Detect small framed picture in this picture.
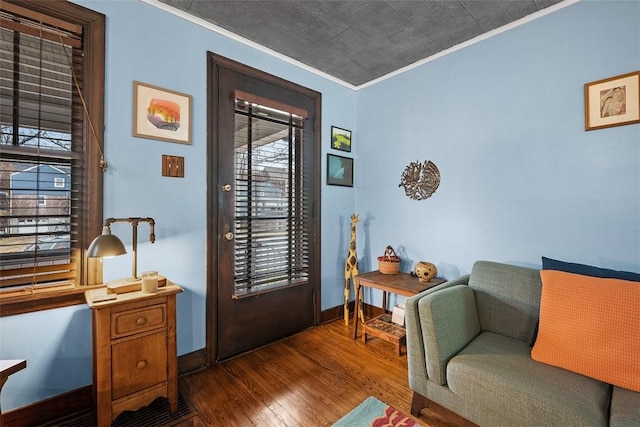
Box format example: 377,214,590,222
327,154,353,187
584,71,640,131
133,81,192,144
331,126,352,152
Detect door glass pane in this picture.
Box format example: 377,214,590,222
233,99,307,296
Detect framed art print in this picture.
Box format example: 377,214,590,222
327,154,353,187
133,81,192,144
331,126,352,152
585,71,640,131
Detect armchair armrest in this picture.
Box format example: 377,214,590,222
406,278,480,389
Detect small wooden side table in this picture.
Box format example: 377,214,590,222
86,285,182,427
352,271,444,355
0,360,26,427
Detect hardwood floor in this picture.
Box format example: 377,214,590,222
176,319,463,427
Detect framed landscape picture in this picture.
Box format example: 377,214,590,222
331,126,352,152
327,154,353,187
584,71,640,131
133,81,192,144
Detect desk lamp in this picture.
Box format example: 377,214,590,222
87,217,156,288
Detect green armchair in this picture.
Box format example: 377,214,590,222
405,260,640,427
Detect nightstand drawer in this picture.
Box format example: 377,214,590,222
112,331,168,400
111,303,166,338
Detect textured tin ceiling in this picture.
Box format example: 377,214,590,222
156,0,565,86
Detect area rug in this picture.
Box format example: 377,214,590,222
333,396,422,427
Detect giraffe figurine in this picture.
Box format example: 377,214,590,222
344,213,360,325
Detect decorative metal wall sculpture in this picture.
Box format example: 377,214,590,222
399,160,440,200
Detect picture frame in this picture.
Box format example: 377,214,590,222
327,154,353,187
133,81,192,144
584,71,640,131
331,126,352,152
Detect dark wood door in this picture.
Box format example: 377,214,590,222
208,54,321,361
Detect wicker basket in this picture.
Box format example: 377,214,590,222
377,246,401,275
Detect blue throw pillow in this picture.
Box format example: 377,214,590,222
541,256,640,282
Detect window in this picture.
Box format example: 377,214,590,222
233,99,309,296
0,0,105,316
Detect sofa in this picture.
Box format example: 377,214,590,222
405,260,640,426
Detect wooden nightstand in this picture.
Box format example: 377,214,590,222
85,285,182,426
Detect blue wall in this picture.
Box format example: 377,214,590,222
356,0,640,294
0,0,355,411
1,0,639,412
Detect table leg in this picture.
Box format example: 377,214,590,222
382,291,387,313
352,282,361,339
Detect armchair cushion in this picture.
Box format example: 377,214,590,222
448,332,611,427
610,386,640,427
468,261,541,344
417,285,480,385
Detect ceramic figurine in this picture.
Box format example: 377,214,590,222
414,261,437,282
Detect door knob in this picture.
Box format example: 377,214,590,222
222,184,231,192
225,232,234,241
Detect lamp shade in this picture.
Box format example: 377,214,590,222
87,227,127,258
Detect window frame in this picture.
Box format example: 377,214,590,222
0,0,105,317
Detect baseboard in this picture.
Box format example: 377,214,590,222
3,305,375,425
321,301,385,324
2,385,93,427
3,349,208,426
178,348,208,374
320,300,354,323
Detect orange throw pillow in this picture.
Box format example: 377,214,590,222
531,270,640,392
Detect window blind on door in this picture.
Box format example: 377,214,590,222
233,99,310,296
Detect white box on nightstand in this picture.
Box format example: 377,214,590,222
391,303,405,326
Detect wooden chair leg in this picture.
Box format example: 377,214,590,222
410,392,431,417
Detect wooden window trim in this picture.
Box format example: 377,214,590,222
0,284,106,317
0,0,105,317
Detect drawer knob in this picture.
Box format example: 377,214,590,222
136,316,147,326
136,360,147,370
